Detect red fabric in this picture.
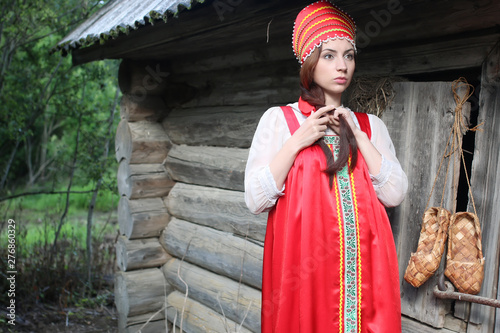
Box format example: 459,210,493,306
293,1,356,64
261,106,401,333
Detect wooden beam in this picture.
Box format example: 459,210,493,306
115,120,172,164
166,290,254,333
164,145,248,191
116,236,172,271
162,105,266,148
160,218,263,289
357,31,500,76
117,161,174,199
118,197,170,239
164,182,267,242
163,258,261,333
115,268,170,323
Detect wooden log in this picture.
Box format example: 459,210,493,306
115,119,172,164
163,258,261,333
160,218,263,289
166,290,253,333
117,160,175,199
164,145,248,191
120,310,167,333
116,236,172,271
118,60,169,96
162,105,265,148
115,268,171,321
118,197,170,239
125,319,169,333
165,182,267,242
120,94,168,122
169,62,300,108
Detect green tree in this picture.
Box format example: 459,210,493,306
0,0,118,192
0,0,120,300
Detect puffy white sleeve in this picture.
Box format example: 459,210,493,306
244,106,290,214
367,114,408,207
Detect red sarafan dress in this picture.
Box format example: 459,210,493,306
260,106,401,333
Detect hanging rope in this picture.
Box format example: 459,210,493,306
424,77,479,213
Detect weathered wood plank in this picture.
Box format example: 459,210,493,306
164,145,248,191
118,197,170,239
169,63,300,108
115,119,172,164
168,41,293,75
160,218,263,289
116,236,172,271
120,93,168,122
402,316,455,333
122,311,167,333
166,290,253,333
117,161,175,199
115,268,171,322
165,182,267,242
382,82,468,328
163,258,261,333
466,55,500,333
125,319,168,333
356,33,500,76
162,105,266,148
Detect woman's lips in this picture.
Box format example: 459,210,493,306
334,77,347,84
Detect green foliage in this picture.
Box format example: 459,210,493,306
0,0,120,193
0,0,120,316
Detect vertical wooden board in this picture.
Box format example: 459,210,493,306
382,82,464,328
466,83,500,333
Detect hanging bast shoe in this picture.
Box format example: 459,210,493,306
444,212,485,295
404,207,451,288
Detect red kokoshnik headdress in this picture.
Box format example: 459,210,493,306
293,0,356,65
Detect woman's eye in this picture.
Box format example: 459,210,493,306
345,53,354,60
324,54,334,59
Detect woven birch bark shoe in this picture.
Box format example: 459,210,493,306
404,207,451,288
444,212,485,294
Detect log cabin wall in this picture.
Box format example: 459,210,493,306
113,41,302,332
114,60,175,332
161,42,299,332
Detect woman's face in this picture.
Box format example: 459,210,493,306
312,39,355,104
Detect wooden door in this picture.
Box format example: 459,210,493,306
382,81,470,329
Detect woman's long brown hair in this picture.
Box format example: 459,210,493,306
299,46,358,187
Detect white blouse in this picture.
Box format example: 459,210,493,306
244,102,408,214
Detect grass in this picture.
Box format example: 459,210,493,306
0,185,118,316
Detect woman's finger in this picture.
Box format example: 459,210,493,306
311,105,336,119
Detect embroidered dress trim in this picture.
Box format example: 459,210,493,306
325,135,361,333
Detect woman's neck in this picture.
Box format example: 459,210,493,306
324,93,342,108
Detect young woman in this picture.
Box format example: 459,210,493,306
244,1,408,332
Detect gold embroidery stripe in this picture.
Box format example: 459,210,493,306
299,17,354,50
334,173,344,332
349,162,362,332
294,5,331,48
299,27,353,61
